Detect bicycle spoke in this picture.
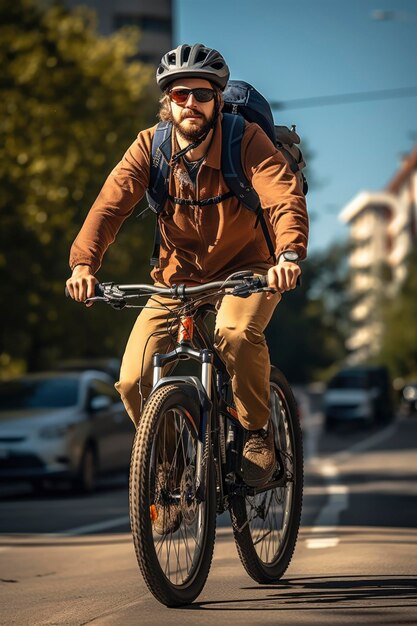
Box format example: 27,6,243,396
155,532,166,556
170,527,180,584
178,523,194,573
147,403,207,587
241,381,297,565
181,523,192,575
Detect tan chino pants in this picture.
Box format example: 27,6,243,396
115,288,281,431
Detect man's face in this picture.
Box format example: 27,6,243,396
168,78,216,143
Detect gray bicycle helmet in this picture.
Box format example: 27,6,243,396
156,43,230,91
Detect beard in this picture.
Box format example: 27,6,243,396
172,108,214,142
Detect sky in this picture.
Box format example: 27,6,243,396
174,0,417,253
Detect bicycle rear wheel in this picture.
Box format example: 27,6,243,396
229,366,303,583
129,383,216,606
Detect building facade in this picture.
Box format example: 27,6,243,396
64,0,173,65
340,145,417,363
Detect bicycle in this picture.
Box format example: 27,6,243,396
71,271,303,607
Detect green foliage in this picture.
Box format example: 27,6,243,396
0,0,347,382
377,250,417,379
266,243,349,383
0,0,158,374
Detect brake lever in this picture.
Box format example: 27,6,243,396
231,276,274,298
89,283,127,309
231,283,252,298
104,286,126,309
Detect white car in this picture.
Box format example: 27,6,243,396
323,366,393,431
0,370,134,491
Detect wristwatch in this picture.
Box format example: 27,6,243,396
280,250,299,263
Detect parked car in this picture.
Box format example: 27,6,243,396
0,370,134,492
324,366,393,431
401,382,417,416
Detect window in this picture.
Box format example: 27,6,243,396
88,379,120,404
0,378,79,410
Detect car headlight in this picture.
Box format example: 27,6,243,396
39,423,78,439
404,386,417,401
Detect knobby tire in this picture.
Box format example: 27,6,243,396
129,383,216,607
229,366,303,583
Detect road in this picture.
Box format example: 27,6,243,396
1,412,417,625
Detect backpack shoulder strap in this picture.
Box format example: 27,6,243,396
145,122,172,266
221,113,276,264
221,113,260,213
146,122,172,215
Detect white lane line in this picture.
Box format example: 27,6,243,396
331,422,397,464
306,462,348,549
305,420,398,550
313,482,349,530
48,515,130,537
306,536,340,549
303,412,323,463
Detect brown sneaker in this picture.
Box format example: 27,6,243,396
242,426,276,487
152,462,182,535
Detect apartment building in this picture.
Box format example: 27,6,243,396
386,145,417,284
64,0,173,65
340,144,417,363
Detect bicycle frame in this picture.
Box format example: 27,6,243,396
71,272,287,503
149,306,286,511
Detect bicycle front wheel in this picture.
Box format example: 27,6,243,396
129,383,216,607
229,366,303,583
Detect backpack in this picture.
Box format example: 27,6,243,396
145,79,308,267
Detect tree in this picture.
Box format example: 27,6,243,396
377,249,417,379
266,243,349,383
0,0,157,375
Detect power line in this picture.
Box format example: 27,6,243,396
270,86,417,110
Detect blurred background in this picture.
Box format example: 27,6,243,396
1,0,417,490
1,0,416,387
1,6,417,621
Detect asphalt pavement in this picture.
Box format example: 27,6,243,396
1,412,417,625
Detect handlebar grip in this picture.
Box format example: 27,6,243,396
258,274,301,289
64,283,105,298
94,283,105,296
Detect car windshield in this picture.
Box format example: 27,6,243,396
0,378,79,410
328,372,370,390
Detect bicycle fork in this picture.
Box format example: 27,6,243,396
151,314,214,501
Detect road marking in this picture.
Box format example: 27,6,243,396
332,422,397,464
306,420,398,550
306,536,340,549
50,515,130,537
306,463,348,549
313,480,348,530
302,411,323,463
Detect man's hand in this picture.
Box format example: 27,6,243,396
66,264,98,307
267,260,301,297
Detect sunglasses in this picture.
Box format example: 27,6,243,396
168,88,215,105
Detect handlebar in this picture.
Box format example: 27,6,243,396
65,271,272,309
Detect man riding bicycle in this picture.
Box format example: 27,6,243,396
66,43,308,488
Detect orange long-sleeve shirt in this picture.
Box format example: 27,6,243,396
69,117,308,285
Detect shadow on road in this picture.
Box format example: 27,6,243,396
187,576,417,611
